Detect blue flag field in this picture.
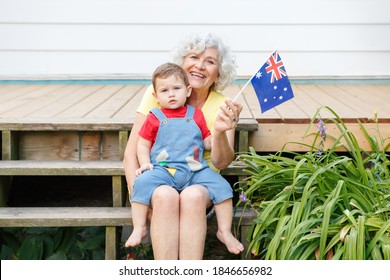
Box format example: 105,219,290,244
250,51,294,113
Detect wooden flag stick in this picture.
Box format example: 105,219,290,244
233,49,278,102
233,72,256,101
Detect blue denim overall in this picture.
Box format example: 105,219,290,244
131,105,232,206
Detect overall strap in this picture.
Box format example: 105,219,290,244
150,107,167,122
185,105,195,118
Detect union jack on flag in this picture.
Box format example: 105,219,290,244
265,51,287,83
250,51,294,113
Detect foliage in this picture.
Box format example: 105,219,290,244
120,241,154,260
1,226,155,260
0,227,106,260
236,106,390,260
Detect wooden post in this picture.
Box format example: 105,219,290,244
112,175,124,207
118,130,129,206
2,131,19,160
1,131,19,206
105,226,119,260
118,131,129,161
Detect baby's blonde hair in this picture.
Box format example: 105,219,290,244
152,62,189,91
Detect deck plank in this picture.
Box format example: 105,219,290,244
0,83,389,150
295,85,367,121
113,85,147,118
0,84,32,95
86,85,144,118
1,85,83,118
55,85,125,118
0,85,44,102
328,85,390,119
36,85,106,118
290,85,335,120
0,85,66,114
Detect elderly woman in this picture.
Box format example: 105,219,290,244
123,33,242,259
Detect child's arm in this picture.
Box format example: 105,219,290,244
203,135,212,150
135,137,154,176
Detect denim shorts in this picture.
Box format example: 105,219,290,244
131,165,232,206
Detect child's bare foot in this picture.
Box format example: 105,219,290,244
216,230,244,254
125,226,148,247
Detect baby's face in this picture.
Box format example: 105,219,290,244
154,75,191,109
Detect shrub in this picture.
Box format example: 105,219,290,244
0,227,105,260
237,106,390,260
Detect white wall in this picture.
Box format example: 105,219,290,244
0,0,389,79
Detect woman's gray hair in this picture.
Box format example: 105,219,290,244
171,33,237,91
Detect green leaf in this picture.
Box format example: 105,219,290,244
56,228,74,254
356,216,365,259
78,233,105,250
367,220,390,256
46,251,67,260
382,244,390,260
17,236,43,260
1,245,15,260
42,234,55,259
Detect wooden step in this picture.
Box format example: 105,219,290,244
0,207,132,227
0,206,255,228
0,206,132,260
0,160,248,176
0,206,257,260
0,160,124,176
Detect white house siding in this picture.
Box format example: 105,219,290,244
0,0,389,79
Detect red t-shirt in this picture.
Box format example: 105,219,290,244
139,106,211,146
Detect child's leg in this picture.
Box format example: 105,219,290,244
128,167,174,247
214,198,244,254
125,202,149,247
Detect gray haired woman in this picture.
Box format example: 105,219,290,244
123,33,243,259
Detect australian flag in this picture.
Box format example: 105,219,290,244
250,51,294,113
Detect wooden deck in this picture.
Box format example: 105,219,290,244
0,82,389,259
0,83,389,156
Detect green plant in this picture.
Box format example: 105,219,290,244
237,106,390,260
0,227,106,260
121,242,154,260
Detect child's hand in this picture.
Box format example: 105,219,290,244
135,162,153,176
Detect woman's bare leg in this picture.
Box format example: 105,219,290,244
150,185,180,260
179,185,211,260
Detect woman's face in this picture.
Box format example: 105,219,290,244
181,47,220,92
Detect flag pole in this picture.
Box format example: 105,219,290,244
232,72,256,101
233,49,278,102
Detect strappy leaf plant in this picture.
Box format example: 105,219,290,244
237,106,390,260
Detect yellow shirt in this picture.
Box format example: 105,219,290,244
137,85,229,172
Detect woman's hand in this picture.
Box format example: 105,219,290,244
214,99,243,134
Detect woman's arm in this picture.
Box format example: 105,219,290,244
210,99,242,170
211,128,235,170
123,112,147,196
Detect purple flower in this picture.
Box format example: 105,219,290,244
315,117,327,155
239,193,247,202
316,119,327,138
